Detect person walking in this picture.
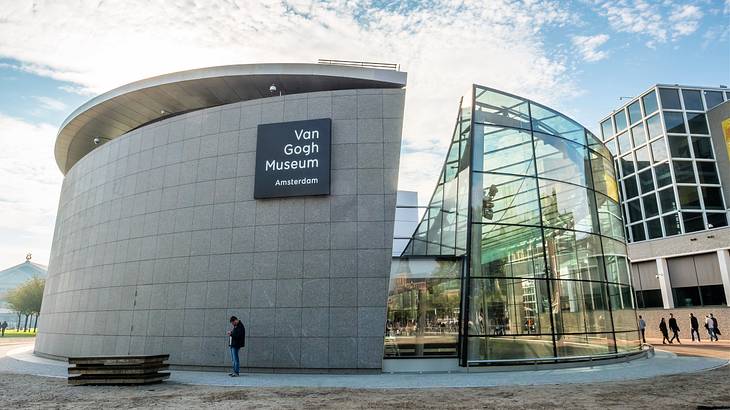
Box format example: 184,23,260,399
659,318,670,344
0,321,6,337
227,316,246,377
689,313,700,342
705,315,717,341
668,313,681,344
711,314,721,341
638,315,646,344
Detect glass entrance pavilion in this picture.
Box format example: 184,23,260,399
388,85,642,366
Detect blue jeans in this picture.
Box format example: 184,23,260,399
230,346,240,374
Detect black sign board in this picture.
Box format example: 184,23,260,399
254,118,331,199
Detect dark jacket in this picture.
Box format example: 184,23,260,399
230,322,246,348
712,317,721,335
668,318,679,332
659,321,668,334
690,316,699,330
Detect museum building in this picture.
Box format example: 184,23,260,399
37,63,642,371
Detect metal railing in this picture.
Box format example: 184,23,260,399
317,59,400,71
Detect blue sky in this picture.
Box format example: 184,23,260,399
0,0,728,268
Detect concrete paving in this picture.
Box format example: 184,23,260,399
1,340,727,389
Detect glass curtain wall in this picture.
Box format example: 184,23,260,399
390,86,641,365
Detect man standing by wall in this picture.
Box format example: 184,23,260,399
227,316,246,377
668,313,681,344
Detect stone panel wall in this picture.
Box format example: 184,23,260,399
36,88,405,370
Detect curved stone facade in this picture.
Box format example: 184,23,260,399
37,88,405,370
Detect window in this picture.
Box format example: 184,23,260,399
646,114,662,139
682,212,705,232
617,132,632,154
474,88,530,129
478,126,535,175
638,169,655,194
658,188,677,212
659,88,682,109
673,286,701,307
614,111,628,133
631,123,646,147
605,138,618,156
673,160,696,183
682,89,704,111
663,111,686,134
636,289,663,308
627,199,642,222
643,193,659,218
635,146,651,170
531,103,585,144
650,137,668,162
707,213,728,228
620,154,635,176
631,224,646,241
478,173,541,225
642,90,659,115
704,90,724,109
628,101,642,124
700,285,727,306
696,162,720,184
539,179,598,233
601,119,613,139
687,113,709,134
668,135,691,158
663,213,681,236
702,187,724,210
533,132,592,188
624,175,639,199
677,186,701,209
654,163,672,187
692,137,714,159
646,218,663,239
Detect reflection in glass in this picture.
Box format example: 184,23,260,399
687,112,709,134
696,162,720,184
544,229,605,282
601,119,613,139
646,114,663,139
617,132,632,154
472,224,545,278
635,146,650,170
614,111,627,133
624,175,639,199
556,333,613,357
627,199,642,222
638,169,654,194
682,89,704,111
474,87,530,129
650,137,668,162
707,213,728,228
678,186,701,209
477,125,534,175
669,135,691,158
533,132,592,188
663,213,681,236
468,335,554,361
552,280,612,334
659,88,682,109
539,179,598,233
642,90,659,115
596,194,624,240
643,193,659,218
477,173,541,225
531,103,586,145
469,278,551,337
673,160,696,183
628,101,642,124
664,111,686,134
704,91,724,109
654,163,672,187
591,153,619,202
620,154,635,176
631,123,646,146
692,137,714,159
609,284,637,331
658,188,677,213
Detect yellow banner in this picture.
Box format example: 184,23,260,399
723,118,730,159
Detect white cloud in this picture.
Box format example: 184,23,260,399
669,4,703,39
0,0,582,215
32,96,67,111
571,34,610,62
0,114,62,268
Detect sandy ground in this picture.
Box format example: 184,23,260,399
1,338,729,409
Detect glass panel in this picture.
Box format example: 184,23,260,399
673,286,701,307
673,160,696,183
552,280,612,334
614,111,627,133
631,224,646,241
659,88,682,109
682,212,705,232
477,125,535,175
620,154,634,176
638,169,655,194
386,258,462,357
531,103,586,145
624,175,639,199
646,218,663,239
557,333,614,357
468,278,551,336
605,138,618,157
635,145,651,170
663,111,686,134
643,193,659,218
707,213,728,228
467,335,555,361
591,153,619,202
472,224,546,278
628,101,642,124
678,186,701,209
650,137,668,162
658,188,678,213
646,114,663,139
668,135,691,158
692,137,714,159
474,87,530,129
630,123,646,146
544,229,606,282
704,90,724,109
609,284,637,331
682,89,704,111
702,187,724,210
663,213,681,236
534,132,592,188
687,112,709,134
642,90,658,115
627,199,642,222
654,163,672,187
596,193,624,240
477,173,541,225
601,119,614,140
615,331,641,352
617,132,632,154
696,162,720,184
701,285,728,305
539,179,599,233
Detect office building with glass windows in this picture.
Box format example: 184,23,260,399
598,86,730,320
387,85,641,369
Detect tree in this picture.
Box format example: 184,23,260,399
3,277,45,332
